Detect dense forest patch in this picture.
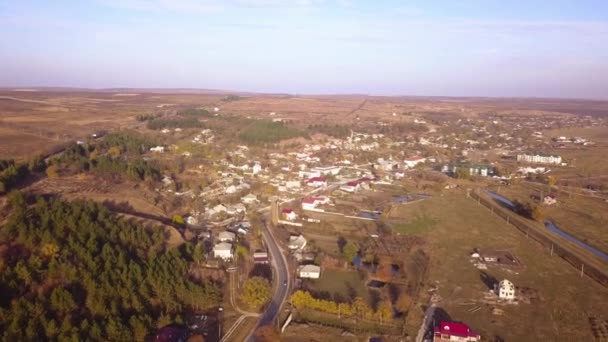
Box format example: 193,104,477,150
0,193,220,340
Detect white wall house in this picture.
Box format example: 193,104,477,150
496,279,515,300
404,156,426,168
282,209,298,221
517,153,562,165
241,193,258,204
298,265,321,279
213,242,233,260
150,146,165,153
306,177,327,187
218,231,236,243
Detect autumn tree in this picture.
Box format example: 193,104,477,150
342,240,358,264
242,276,271,310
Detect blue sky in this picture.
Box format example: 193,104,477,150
1,0,607,98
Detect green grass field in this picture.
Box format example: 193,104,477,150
303,269,370,303
391,213,438,235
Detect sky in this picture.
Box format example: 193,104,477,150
1,0,607,99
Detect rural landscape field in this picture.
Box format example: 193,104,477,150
1,89,607,342
2,0,608,341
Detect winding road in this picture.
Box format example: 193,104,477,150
245,219,291,341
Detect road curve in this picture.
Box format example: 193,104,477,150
246,219,290,341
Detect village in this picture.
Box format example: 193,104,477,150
1,93,607,342
124,103,607,341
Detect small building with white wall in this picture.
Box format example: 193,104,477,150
298,265,321,279
496,279,515,300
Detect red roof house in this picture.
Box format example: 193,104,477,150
433,321,481,342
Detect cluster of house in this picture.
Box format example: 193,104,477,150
553,136,592,145
441,164,496,177
211,221,254,260
285,234,322,279
191,129,214,145
517,152,562,165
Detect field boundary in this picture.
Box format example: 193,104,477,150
470,190,608,288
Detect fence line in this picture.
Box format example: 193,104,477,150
469,190,608,288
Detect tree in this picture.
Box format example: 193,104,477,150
455,167,470,180
172,214,185,226
342,240,358,264
337,236,347,254
532,205,545,222
375,300,393,323
46,165,59,178
192,243,205,266
241,277,271,310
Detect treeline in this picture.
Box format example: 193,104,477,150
380,122,429,135
147,117,203,130
0,156,46,194
0,193,221,340
239,120,308,145
308,124,350,139
145,108,210,130
50,132,161,182
291,290,392,322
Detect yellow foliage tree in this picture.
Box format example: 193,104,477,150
41,243,59,258
46,165,59,178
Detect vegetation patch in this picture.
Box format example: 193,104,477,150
391,213,437,235
238,120,308,145
0,193,220,340
302,269,369,303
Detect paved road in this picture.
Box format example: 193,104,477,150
246,219,290,341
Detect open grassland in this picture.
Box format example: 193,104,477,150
396,191,608,341
490,183,608,255
302,269,370,303
3,90,607,160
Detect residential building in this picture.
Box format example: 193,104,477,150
306,176,327,187
496,279,516,300
442,164,495,177
150,146,165,153
282,208,298,221
252,163,262,174
517,152,562,165
288,235,307,250
218,231,236,243
543,194,557,205
301,196,330,211
241,193,258,204
433,321,481,342
213,242,233,260
404,156,426,168
253,251,269,264
298,265,321,279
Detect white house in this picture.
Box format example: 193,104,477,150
301,196,330,211
543,194,557,206
496,279,515,300
150,146,165,153
252,163,262,175
311,166,342,176
306,177,327,187
288,235,307,250
517,153,562,165
213,242,233,260
218,231,236,243
282,209,298,221
241,193,258,204
298,265,321,279
404,156,426,168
